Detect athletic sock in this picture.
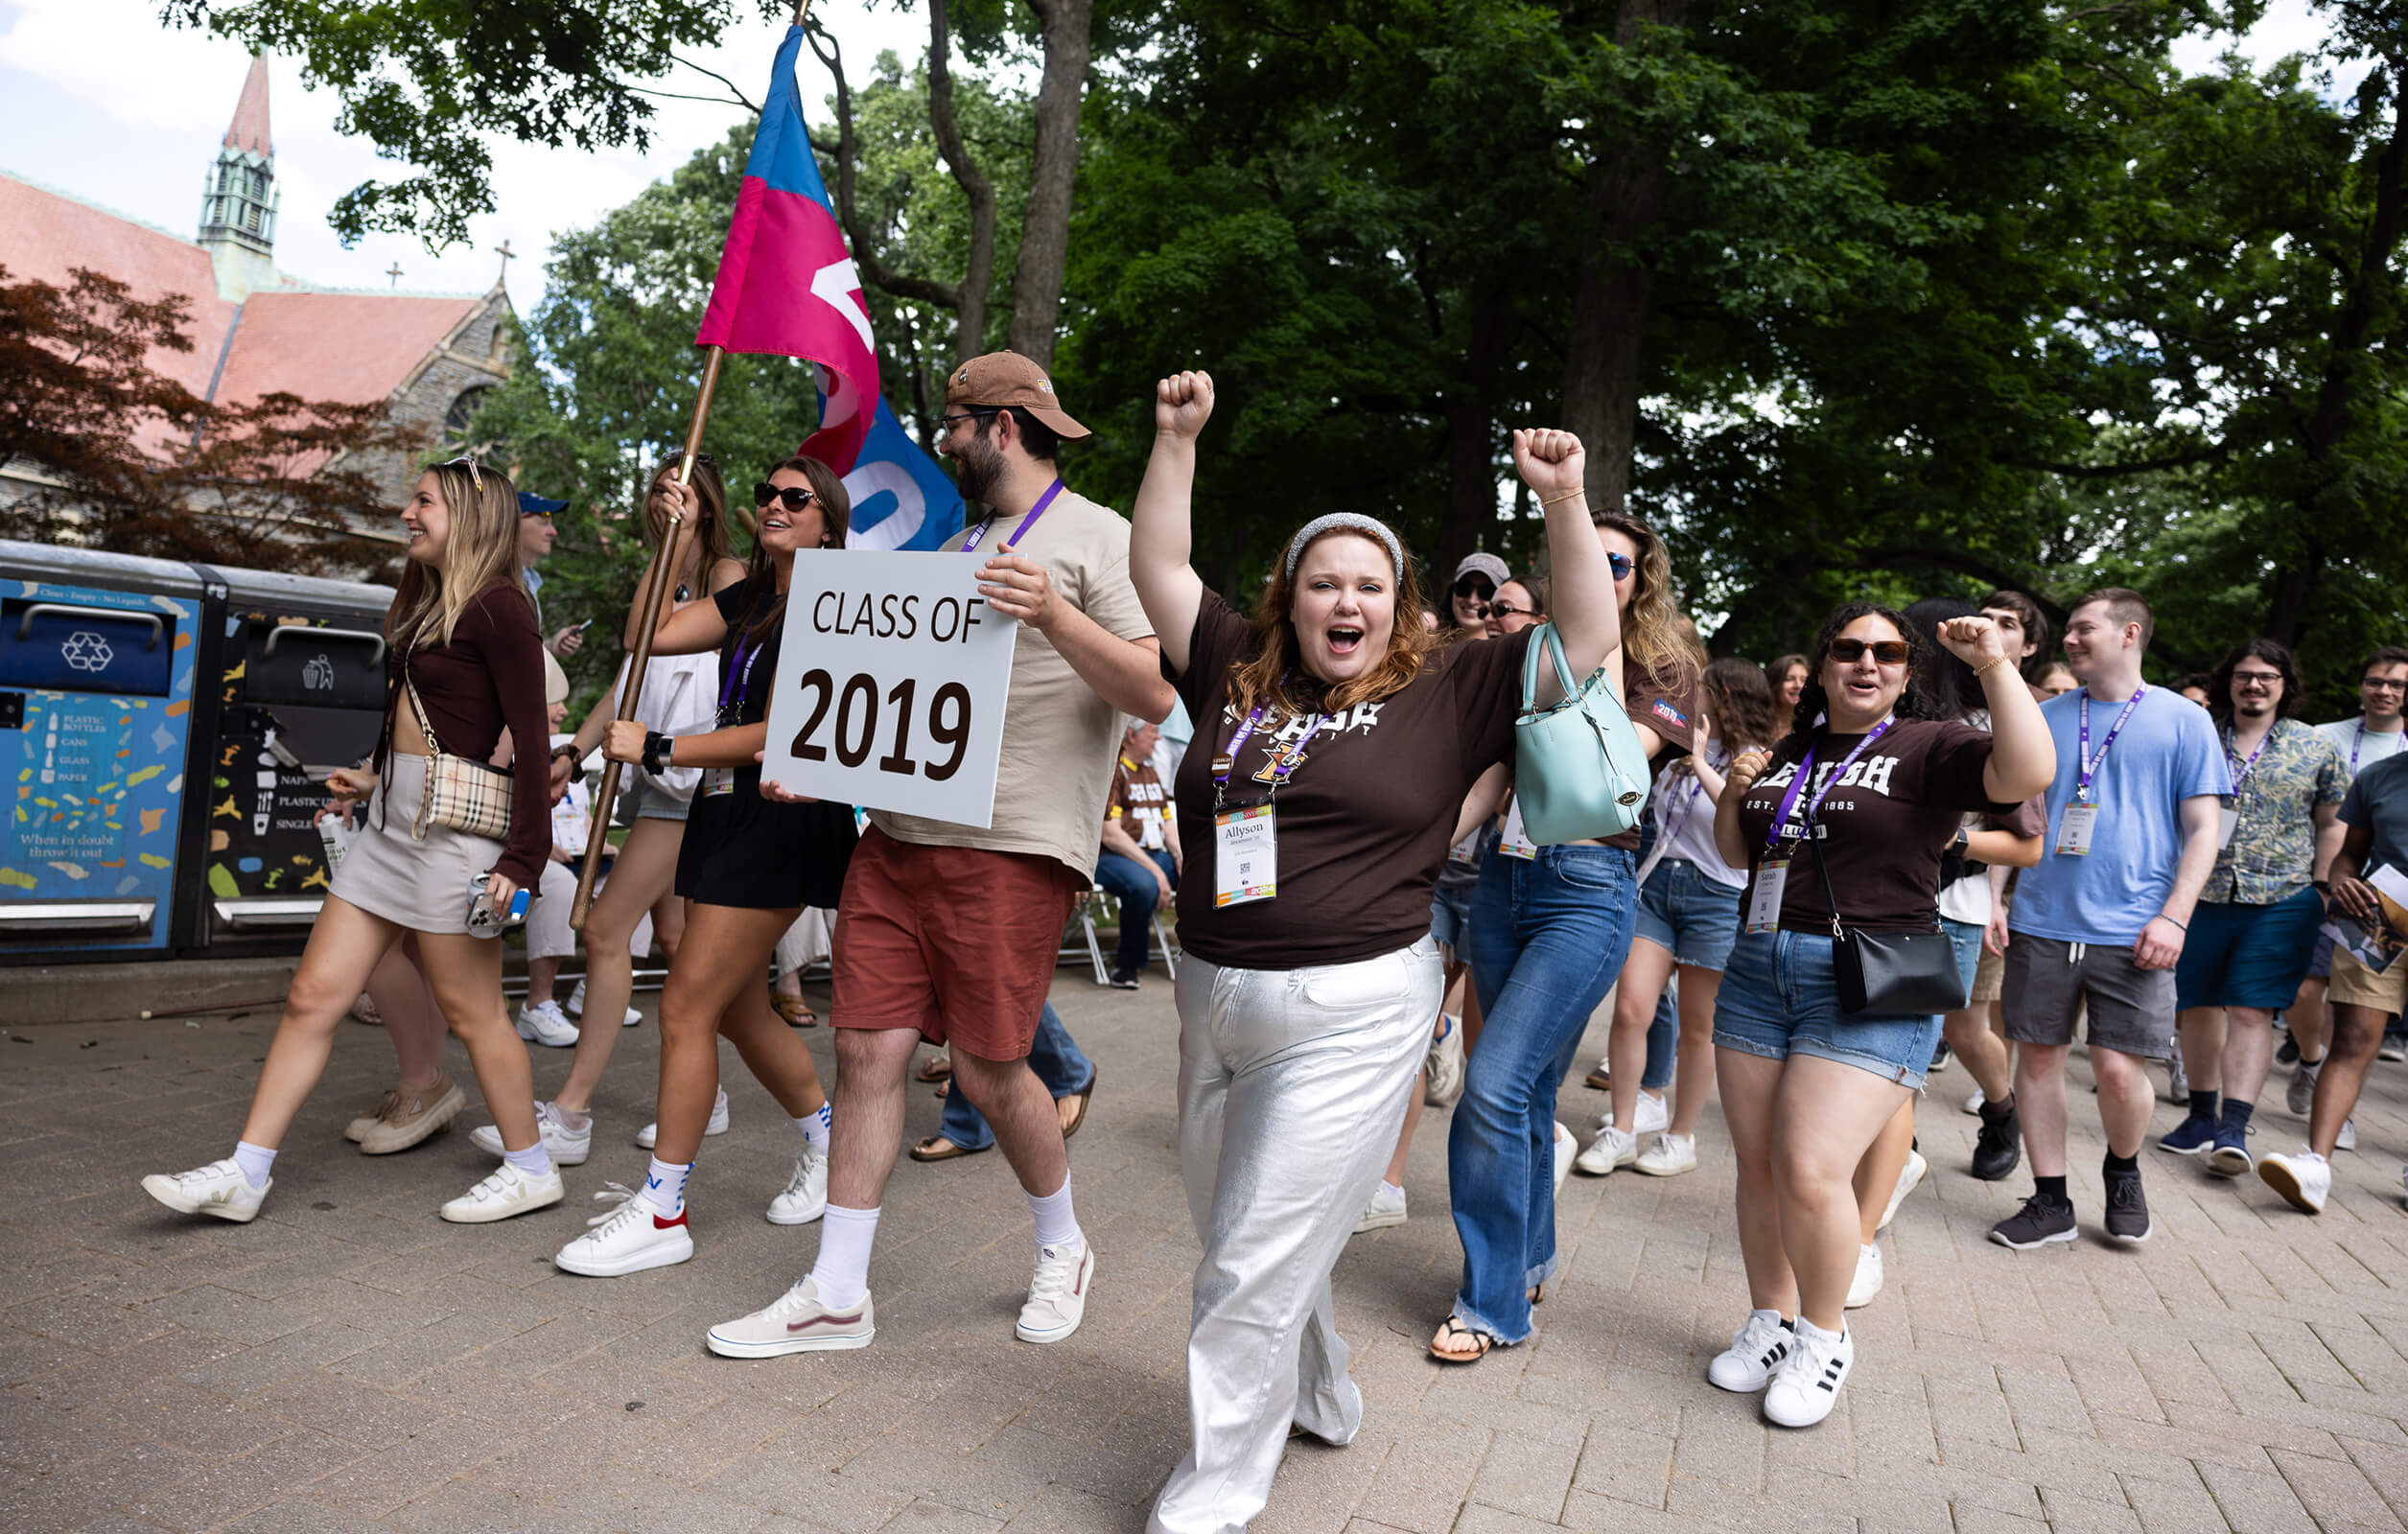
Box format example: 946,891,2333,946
2187,1087,2218,1123
2220,1097,2255,1132
638,1156,691,1219
2035,1174,2071,1209
551,1103,592,1133
1793,1314,1847,1347
809,1203,880,1309
503,1143,554,1179
231,1141,276,1190
1979,1093,2017,1124
796,1103,832,1150
2297,1051,2323,1068
1380,1180,1404,1199
1028,1176,1083,1253
2102,1150,2139,1175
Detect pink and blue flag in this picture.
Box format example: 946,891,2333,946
696,24,962,548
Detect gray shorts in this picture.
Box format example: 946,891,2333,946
614,775,692,825
2001,933,2175,1058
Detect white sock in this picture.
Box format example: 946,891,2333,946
231,1141,276,1190
809,1203,880,1308
1380,1180,1404,1199
1794,1314,1847,1346
639,1156,691,1218
796,1103,831,1150
503,1143,553,1178
551,1102,592,1132
1027,1176,1082,1253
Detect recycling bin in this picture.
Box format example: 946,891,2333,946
183,565,394,951
0,541,206,957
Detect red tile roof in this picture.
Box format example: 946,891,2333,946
214,291,481,409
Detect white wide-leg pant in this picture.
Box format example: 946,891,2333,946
1149,937,1441,1534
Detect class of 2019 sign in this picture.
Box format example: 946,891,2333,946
760,549,1017,827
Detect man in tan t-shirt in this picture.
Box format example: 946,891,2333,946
703,353,1174,1363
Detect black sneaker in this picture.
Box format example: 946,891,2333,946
1107,966,1141,990
1989,1195,2076,1249
2275,1035,2301,1066
1971,1099,2022,1182
1929,1041,1953,1073
2103,1167,2151,1243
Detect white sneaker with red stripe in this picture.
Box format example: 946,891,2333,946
1015,1242,1096,1344
552,1183,694,1276
705,1277,875,1358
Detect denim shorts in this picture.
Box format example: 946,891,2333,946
1942,918,1984,998
2174,887,2326,1011
1713,930,1944,1089
1631,858,1743,972
1430,880,1476,953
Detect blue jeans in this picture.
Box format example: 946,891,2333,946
1452,844,1637,1342
1643,988,1676,1091
1095,849,1177,974
938,1002,1095,1150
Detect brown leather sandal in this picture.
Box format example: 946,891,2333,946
908,1134,985,1162
916,1054,952,1083
772,994,817,1028
1057,1071,1096,1140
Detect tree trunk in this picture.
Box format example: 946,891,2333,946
1432,290,1512,583
1006,0,1093,367
925,0,996,365
1557,0,1692,512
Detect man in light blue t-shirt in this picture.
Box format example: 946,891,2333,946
1992,589,2226,1252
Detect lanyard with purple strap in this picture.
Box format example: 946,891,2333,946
960,476,1065,555
1744,720,1892,933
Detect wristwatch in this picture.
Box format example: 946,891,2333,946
642,730,673,775
1949,826,1971,857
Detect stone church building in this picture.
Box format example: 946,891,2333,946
0,55,514,543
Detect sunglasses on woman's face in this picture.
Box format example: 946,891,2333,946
755,484,816,510
1828,638,1910,665
1607,552,1633,581
1451,575,1495,600
1482,601,1535,620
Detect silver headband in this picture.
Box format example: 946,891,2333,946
1283,513,1406,581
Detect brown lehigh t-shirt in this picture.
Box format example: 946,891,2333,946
1732,718,2004,934
1170,589,1531,969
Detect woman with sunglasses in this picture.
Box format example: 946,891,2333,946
520,457,746,1164
143,459,562,1225
550,456,859,1282
1446,552,1508,639
1704,604,2051,1427
1431,510,1702,1364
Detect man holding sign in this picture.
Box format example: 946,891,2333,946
715,354,1172,1359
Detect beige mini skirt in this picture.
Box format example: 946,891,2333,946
330,752,505,935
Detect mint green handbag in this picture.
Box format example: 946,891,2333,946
1512,622,1651,844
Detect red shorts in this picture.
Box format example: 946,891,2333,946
831,827,1081,1060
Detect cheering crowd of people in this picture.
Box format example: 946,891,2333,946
135,356,2408,1530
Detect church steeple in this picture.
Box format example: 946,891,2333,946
199,55,279,300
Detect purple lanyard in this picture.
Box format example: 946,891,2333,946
1658,744,1730,850
2224,723,2271,796
1763,719,1893,855
716,634,761,722
2076,686,2148,803
960,476,1065,555
1212,698,1325,808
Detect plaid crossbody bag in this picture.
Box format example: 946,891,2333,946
402,662,514,842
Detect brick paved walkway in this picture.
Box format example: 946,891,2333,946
4,974,2405,1533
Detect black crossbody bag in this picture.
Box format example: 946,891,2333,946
1809,818,1971,1016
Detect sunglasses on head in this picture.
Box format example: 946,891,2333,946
755,483,816,510
437,454,482,492
1451,574,1496,599
1828,638,1910,665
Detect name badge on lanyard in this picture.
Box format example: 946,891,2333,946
702,767,736,799
1747,721,1891,935
1499,796,1538,860
2060,686,2147,858
2056,802,2099,856
1744,858,1788,934
2217,724,2263,851
1208,692,1324,905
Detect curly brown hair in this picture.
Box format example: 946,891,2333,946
1227,526,1435,721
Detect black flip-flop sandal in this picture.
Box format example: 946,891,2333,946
1428,1317,1494,1365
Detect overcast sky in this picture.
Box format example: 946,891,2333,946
0,0,2358,322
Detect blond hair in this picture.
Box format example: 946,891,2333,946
389,460,526,651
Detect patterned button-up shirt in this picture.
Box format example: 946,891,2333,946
2205,717,2346,905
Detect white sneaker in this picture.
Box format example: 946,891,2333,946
1707,1309,1792,1392
1553,1120,1576,1194
705,1277,875,1358
515,999,579,1048
1962,1087,1986,1116
564,980,642,1027
2337,1117,2357,1152
1845,1243,1883,1309
1878,1149,1928,1233
553,1183,694,1275
1635,1132,1698,1176
1764,1324,1855,1428
469,1102,593,1167
766,1145,828,1225
1353,1182,1407,1234
140,1159,269,1223
438,1162,565,1223
1635,1091,1670,1135
2257,1149,2330,1214
636,1087,729,1149
1015,1242,1096,1344
1575,1125,1638,1176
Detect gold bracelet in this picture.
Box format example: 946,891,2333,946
1538,489,1588,508
1972,658,2014,679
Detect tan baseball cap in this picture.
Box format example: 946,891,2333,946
945,351,1090,439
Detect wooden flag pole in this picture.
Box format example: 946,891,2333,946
571,343,728,930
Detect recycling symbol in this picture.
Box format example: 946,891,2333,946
61,631,113,672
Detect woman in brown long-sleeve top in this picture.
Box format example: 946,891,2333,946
142,459,563,1225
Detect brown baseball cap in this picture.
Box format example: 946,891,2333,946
944,351,1090,439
